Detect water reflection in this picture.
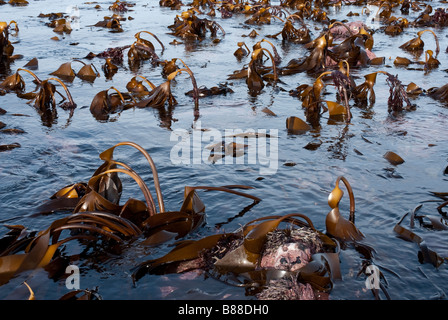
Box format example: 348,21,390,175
327,123,351,160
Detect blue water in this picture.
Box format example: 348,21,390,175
0,0,447,300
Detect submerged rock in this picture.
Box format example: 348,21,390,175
255,228,326,300
260,228,323,272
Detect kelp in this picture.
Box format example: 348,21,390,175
8,0,29,6
185,82,233,98
1,68,76,125
286,116,311,134
168,10,225,41
0,142,21,152
280,33,329,75
0,68,28,92
393,56,412,66
310,8,329,23
394,205,446,267
399,29,440,57
23,57,38,70
88,45,131,65
32,77,76,111
427,83,448,103
128,31,165,67
92,16,123,32
413,7,448,28
233,42,250,60
329,69,353,122
0,21,18,62
423,49,440,70
90,86,128,121
59,288,102,300
384,151,405,165
406,82,423,96
34,183,88,215
141,185,261,246
267,14,311,44
50,60,100,82
109,0,133,12
384,17,409,36
0,211,139,285
160,0,183,9
352,70,412,113
47,18,72,34
246,46,279,96
136,58,199,111
385,73,413,113
289,70,342,125
159,58,179,77
327,34,371,67
244,7,285,25
326,176,364,241
0,141,261,284
102,58,118,79
132,212,341,300
126,75,155,97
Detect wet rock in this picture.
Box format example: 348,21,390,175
260,228,323,271
256,279,317,300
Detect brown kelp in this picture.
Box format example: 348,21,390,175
168,9,225,41
394,204,447,267
399,29,440,57
427,83,448,103
132,213,342,300
128,31,165,67
50,60,100,82
131,175,385,299
267,14,311,44
90,86,129,121
136,58,199,114
1,141,260,285
0,212,141,285
0,20,19,65
0,67,76,126
246,46,279,96
326,176,364,241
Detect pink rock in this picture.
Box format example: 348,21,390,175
330,21,368,40
260,242,313,271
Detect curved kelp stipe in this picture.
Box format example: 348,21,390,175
267,14,311,44
10,142,261,286
326,176,364,241
98,141,165,214
135,59,199,120
0,211,139,285
128,31,165,67
399,29,440,57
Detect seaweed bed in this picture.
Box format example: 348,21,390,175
0,0,448,300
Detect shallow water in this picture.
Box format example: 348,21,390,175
0,0,447,300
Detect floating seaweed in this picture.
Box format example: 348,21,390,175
132,213,341,300
128,31,165,67
50,60,100,82
0,20,19,64
399,29,440,57
168,9,225,41
1,141,261,286
267,14,311,44
326,176,364,241
394,204,446,267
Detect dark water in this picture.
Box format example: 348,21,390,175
0,0,447,300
